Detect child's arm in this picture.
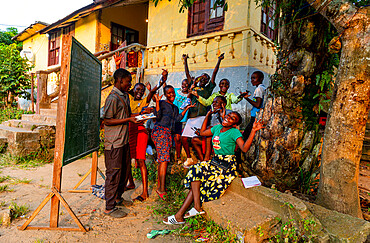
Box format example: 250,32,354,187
183,54,192,84
243,92,263,108
104,116,139,126
196,92,216,107
230,92,243,104
236,119,264,152
210,53,224,85
198,110,213,137
146,70,168,103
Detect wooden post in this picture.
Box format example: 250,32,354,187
50,35,72,228
30,73,34,113
91,151,98,185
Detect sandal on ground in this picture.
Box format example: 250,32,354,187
163,215,185,225
184,207,205,219
156,190,167,200
133,195,146,202
103,207,127,218
116,198,133,207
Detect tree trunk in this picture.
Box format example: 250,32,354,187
309,1,370,218
242,2,331,191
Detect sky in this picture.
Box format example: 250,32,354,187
0,0,93,31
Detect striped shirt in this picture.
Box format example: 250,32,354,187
103,87,131,150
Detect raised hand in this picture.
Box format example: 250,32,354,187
252,119,265,132
153,93,163,102
145,81,151,91
218,53,225,60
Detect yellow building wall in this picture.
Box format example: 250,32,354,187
75,12,98,53
146,0,275,76
99,4,148,52
22,33,49,72
147,0,187,47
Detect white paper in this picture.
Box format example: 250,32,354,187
136,113,156,121
241,176,261,189
181,116,206,138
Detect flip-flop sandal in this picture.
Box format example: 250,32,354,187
147,229,172,239
116,198,133,207
103,207,127,218
184,207,205,219
156,190,167,200
133,195,146,202
163,215,185,225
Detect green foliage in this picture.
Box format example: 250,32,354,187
9,202,29,219
0,28,21,49
0,43,33,105
0,147,53,169
269,218,317,242
0,184,12,192
0,106,33,124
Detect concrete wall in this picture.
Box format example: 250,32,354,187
75,12,98,54
22,33,49,72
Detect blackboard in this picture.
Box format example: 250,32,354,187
63,37,102,166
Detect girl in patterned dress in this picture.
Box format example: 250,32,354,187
163,110,264,225
152,85,195,199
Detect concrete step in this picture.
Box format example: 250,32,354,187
305,202,370,242
1,119,55,130
40,108,57,116
21,114,56,124
203,190,280,242
0,125,40,157
50,102,58,109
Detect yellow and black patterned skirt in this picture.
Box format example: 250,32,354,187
183,154,237,203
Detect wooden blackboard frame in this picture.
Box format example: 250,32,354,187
63,37,102,166
19,35,102,232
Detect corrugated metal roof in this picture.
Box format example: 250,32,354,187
12,21,49,41
39,0,147,34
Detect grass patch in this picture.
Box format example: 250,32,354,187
0,185,12,192
11,177,32,184
0,106,34,124
0,201,6,207
9,202,29,219
0,149,53,169
0,175,11,183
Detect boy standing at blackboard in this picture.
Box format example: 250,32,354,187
103,68,139,218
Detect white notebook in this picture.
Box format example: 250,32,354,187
241,176,261,189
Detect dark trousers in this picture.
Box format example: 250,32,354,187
104,144,130,210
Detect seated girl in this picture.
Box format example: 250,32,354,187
163,111,264,225
191,95,232,162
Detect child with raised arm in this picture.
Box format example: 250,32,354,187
192,78,243,109
163,112,264,225
152,85,196,199
181,53,224,167
126,70,168,202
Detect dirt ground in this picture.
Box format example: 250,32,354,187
0,156,191,243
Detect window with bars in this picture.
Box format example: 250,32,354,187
261,5,278,41
48,31,60,66
62,24,75,36
188,0,224,37
110,22,139,51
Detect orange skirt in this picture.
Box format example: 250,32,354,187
129,123,148,160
